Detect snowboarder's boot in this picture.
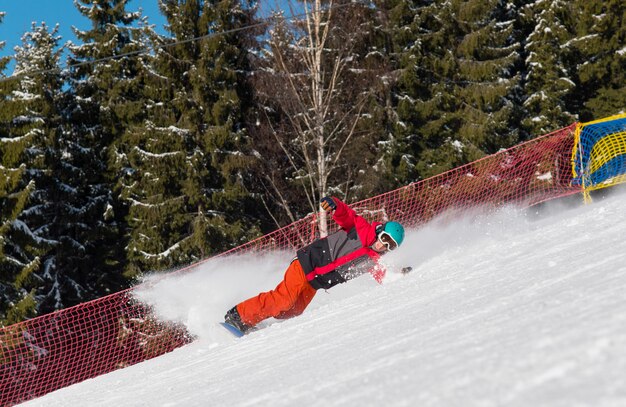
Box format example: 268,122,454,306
224,306,253,334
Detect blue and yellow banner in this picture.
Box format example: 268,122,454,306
572,113,626,201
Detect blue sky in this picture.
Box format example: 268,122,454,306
0,0,167,74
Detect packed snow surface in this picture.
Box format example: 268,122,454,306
21,193,626,407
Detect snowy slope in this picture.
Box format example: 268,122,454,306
20,192,626,407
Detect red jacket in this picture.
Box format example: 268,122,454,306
296,198,384,290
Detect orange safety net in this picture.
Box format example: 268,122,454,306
0,123,578,406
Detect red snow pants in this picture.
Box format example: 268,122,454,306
236,259,317,327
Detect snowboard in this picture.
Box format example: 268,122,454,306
220,322,245,338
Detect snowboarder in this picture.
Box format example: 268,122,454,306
224,196,405,334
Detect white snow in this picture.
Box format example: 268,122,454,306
536,171,552,181
138,240,183,260
133,146,182,158
19,191,626,407
561,34,600,49
450,139,464,153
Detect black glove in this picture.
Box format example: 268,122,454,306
320,196,337,212
401,266,413,274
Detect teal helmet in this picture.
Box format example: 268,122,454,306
382,221,405,247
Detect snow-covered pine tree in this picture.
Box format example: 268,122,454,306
572,0,626,119
380,0,429,185
4,23,66,321
519,0,578,136
391,0,522,181
54,0,145,305
183,0,263,255
0,13,41,325
114,0,262,277
451,0,522,152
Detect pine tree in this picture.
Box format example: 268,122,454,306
381,0,429,185
572,0,626,120
114,0,263,277
0,14,41,325
9,23,84,318
49,0,144,306
519,0,578,136
391,0,522,180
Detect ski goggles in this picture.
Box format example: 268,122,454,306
378,231,398,251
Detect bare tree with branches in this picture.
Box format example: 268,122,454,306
251,0,389,236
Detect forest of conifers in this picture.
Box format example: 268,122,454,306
1,0,624,325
